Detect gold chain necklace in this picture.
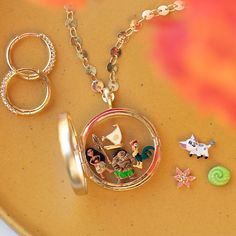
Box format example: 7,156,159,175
64,1,184,108
58,1,185,195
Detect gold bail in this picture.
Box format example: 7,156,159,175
102,87,115,109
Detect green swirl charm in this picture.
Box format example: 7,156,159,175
208,166,231,186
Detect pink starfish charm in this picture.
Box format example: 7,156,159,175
174,167,196,188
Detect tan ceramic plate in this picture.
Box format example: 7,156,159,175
0,0,236,235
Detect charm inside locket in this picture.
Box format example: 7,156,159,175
58,108,161,194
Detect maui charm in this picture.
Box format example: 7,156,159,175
179,135,215,159
174,167,196,188
112,149,136,182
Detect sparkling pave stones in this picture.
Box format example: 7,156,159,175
6,33,56,80
1,69,51,115
3,33,55,115
40,33,56,76
0,71,17,114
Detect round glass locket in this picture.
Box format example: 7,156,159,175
58,108,161,194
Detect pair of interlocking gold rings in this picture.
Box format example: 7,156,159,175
0,32,56,115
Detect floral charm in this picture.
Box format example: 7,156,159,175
174,167,196,188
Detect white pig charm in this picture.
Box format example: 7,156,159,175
179,135,215,159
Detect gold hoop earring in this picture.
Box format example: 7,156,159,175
6,32,56,80
1,69,51,115
1,32,56,115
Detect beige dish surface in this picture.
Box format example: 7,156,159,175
0,0,236,235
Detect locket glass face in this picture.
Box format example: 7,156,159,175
59,108,161,193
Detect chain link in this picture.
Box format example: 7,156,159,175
64,1,185,106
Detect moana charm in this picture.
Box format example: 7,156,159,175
86,148,113,179
58,108,160,194
179,135,215,159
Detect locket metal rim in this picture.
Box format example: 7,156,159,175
58,113,88,195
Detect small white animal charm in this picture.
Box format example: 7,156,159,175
179,135,215,159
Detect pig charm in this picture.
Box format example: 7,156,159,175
179,135,215,159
